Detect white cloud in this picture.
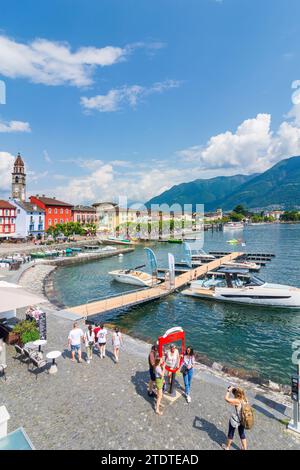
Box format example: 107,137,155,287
0,151,14,193
54,164,115,203
0,120,31,133
0,35,127,87
179,114,273,173
288,80,300,125
35,158,192,204
43,150,52,163
179,109,300,174
80,80,181,112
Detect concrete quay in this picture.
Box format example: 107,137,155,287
1,310,300,450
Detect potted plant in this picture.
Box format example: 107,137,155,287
12,320,40,346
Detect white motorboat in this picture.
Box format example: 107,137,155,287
109,269,160,287
221,260,260,271
190,249,216,262
182,271,300,308
223,222,244,231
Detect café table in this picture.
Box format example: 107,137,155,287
33,339,47,353
46,351,61,374
32,339,47,358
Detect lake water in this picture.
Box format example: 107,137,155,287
51,224,300,384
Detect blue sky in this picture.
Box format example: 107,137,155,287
1,0,300,204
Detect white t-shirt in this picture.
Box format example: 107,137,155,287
97,328,108,344
112,332,122,347
85,330,95,346
165,349,179,369
68,328,84,346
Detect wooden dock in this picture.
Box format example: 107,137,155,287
68,252,243,318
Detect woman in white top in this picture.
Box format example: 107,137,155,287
112,327,123,363
97,323,108,359
165,344,179,382
84,324,95,364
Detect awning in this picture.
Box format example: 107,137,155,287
0,286,46,313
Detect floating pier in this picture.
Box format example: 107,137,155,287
68,252,243,318
209,251,275,262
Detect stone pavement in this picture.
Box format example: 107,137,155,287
1,311,300,450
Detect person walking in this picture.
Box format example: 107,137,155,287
84,324,95,364
93,323,101,353
154,357,166,415
222,386,248,450
97,323,108,359
68,322,84,363
148,344,158,397
112,327,123,363
181,346,195,403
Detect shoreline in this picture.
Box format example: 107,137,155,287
36,261,292,396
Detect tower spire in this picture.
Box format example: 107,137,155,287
12,152,26,201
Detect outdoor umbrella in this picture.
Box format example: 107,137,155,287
0,286,46,313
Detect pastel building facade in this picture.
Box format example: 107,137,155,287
72,205,97,224
10,200,45,238
29,196,73,230
0,201,16,238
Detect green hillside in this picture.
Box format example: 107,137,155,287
146,156,300,211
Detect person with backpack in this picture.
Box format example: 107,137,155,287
112,327,123,363
222,386,253,450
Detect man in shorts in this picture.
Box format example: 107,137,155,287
68,322,84,363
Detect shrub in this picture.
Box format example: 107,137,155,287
13,320,39,345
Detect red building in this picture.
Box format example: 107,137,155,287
29,195,73,231
0,200,16,238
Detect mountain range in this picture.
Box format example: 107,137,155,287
146,156,300,211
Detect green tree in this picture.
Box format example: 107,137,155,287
233,205,248,216
229,211,244,222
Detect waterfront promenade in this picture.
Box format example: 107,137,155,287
1,306,300,449
0,238,101,257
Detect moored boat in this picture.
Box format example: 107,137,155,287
223,222,244,231
109,269,160,287
182,271,300,308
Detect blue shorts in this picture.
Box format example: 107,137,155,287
228,421,246,440
71,344,81,352
149,367,156,382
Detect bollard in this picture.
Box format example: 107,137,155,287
288,363,300,434
168,372,177,397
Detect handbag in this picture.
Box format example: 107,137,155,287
180,364,189,375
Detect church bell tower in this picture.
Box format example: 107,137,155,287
12,152,26,201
